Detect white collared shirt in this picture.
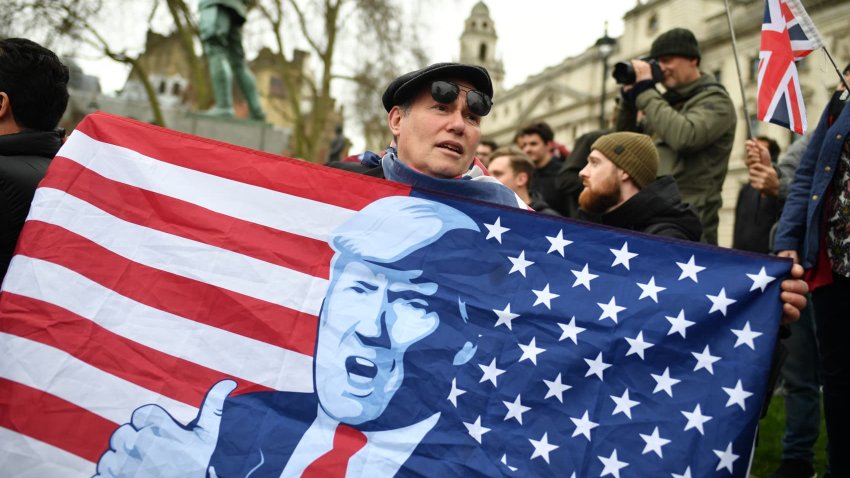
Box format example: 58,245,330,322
280,406,440,478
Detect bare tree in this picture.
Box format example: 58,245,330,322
1,0,167,127
255,0,426,162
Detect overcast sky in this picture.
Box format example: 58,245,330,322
76,0,639,149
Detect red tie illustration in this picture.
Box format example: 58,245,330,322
301,424,368,478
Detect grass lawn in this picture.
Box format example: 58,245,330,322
750,394,829,477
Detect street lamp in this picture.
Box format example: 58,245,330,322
595,22,617,129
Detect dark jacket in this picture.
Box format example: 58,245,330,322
528,191,561,216
581,176,702,241
0,130,61,280
531,156,568,216
774,98,850,267
733,184,782,253
618,73,736,244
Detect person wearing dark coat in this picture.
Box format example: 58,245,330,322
576,131,701,241
0,38,69,280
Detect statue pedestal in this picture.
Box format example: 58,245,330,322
184,113,289,155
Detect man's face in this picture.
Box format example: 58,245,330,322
518,133,551,168
488,155,525,195
314,258,441,424
578,150,623,214
476,143,494,166
389,79,483,178
656,55,700,89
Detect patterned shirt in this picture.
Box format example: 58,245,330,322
825,138,850,277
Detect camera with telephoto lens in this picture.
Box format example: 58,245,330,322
612,59,663,85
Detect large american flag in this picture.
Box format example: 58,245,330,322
757,0,823,134
0,113,789,477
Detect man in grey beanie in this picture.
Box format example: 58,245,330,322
615,28,737,246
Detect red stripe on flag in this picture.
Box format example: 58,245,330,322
74,112,410,211
41,156,334,280
788,76,803,132
0,378,114,463
15,222,318,356
0,293,274,406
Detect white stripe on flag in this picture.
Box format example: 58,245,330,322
59,130,356,242
0,332,198,425
784,0,824,47
0,427,93,478
26,187,329,317
3,257,314,393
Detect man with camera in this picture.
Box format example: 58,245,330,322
615,28,736,245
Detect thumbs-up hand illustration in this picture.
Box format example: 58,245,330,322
94,380,237,478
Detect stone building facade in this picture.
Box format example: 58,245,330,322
473,0,850,246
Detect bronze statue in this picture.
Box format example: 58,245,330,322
198,0,265,120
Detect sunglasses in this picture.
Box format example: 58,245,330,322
430,80,492,117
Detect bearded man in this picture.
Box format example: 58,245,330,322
577,131,702,241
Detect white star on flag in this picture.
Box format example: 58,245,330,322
676,255,705,282
570,410,599,440
610,242,638,269
571,264,598,290
722,379,753,411
500,454,518,472
447,377,465,407
508,250,534,277
598,449,629,478
532,283,559,309
518,337,545,365
529,432,559,463
543,373,572,403
478,358,505,387
625,331,654,359
747,266,776,292
640,426,671,458
713,442,739,473
557,316,586,344
492,304,520,330
585,352,612,380
484,217,509,243
636,276,666,302
672,467,693,478
463,416,490,444
651,367,680,397
610,389,640,419
731,321,763,350
682,404,713,435
706,287,737,316
691,345,721,374
597,296,626,323
665,309,695,338
545,229,572,256
502,394,531,425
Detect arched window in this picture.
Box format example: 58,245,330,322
172,82,182,96
158,80,166,94
479,43,487,61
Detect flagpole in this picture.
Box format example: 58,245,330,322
821,46,850,93
723,0,754,139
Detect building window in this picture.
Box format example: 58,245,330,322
482,21,488,29
479,43,487,61
713,69,722,84
647,14,659,35
269,76,286,97
158,81,166,94
171,82,182,96
750,55,759,83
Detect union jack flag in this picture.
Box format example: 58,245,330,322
758,0,823,134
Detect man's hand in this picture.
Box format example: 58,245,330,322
631,59,654,83
94,380,237,478
777,251,807,324
744,139,779,196
748,162,780,196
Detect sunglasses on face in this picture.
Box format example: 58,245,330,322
430,80,492,117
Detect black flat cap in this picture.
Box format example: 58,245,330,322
382,62,493,112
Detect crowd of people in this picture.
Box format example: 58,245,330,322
0,20,846,477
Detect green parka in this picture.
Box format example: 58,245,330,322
617,72,737,244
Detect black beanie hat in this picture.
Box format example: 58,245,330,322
650,28,701,61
